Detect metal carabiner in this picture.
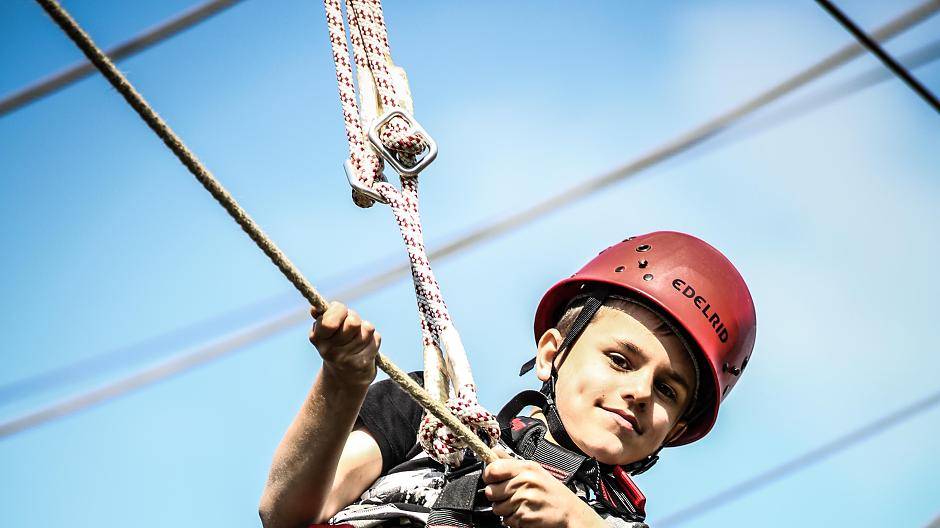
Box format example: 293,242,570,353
367,108,438,178
344,159,388,205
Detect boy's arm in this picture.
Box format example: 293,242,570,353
259,303,383,528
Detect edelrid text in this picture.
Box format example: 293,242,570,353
672,279,729,343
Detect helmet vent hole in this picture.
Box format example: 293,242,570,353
723,385,731,396
642,273,654,281
638,259,648,268
615,266,625,273
636,244,651,252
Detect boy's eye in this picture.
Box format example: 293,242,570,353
657,382,678,402
608,352,632,370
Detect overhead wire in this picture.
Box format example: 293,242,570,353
653,387,940,527
0,0,245,118
0,306,308,438
2,0,939,439
4,35,940,420
0,291,298,406
0,256,385,406
815,0,940,113
5,34,940,410
711,37,940,149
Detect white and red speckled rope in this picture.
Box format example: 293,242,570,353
323,0,499,467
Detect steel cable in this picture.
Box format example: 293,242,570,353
654,388,940,526
5,34,940,411
0,0,245,118
816,0,940,113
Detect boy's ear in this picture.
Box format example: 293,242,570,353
535,328,563,382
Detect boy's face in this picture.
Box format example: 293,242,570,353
535,306,696,466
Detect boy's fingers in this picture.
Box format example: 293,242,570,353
483,481,514,502
334,327,378,357
358,335,381,364
334,312,364,346
492,446,512,459
308,317,330,346
356,324,374,346
490,495,521,518
309,320,323,345
344,311,364,340
317,302,348,339
309,305,327,319
482,460,517,484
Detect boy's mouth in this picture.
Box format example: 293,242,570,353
602,407,643,435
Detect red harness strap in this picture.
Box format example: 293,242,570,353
613,465,647,514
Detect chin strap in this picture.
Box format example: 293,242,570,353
517,287,660,476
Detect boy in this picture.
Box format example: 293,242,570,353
260,231,757,528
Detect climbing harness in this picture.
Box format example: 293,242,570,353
323,0,499,466
318,398,649,528
33,0,497,465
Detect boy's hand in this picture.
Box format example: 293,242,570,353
309,302,380,388
483,449,605,528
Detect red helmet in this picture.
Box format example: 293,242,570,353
534,231,756,446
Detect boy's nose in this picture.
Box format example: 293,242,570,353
620,369,654,409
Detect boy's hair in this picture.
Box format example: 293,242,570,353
552,293,714,425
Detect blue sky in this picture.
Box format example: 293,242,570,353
1,1,939,526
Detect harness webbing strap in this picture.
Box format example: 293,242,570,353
323,0,499,465
426,416,648,527
34,0,497,465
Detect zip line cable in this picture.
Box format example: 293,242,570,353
0,0,245,118
0,258,390,407
4,0,938,439
816,0,940,113
0,259,413,437
5,34,940,412
0,307,309,438
32,0,498,464
653,387,940,527
0,291,299,406
710,37,940,151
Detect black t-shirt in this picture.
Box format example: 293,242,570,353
354,371,428,475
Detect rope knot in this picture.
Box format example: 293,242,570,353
378,115,430,169
418,385,500,467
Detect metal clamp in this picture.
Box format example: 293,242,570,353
344,159,387,204
367,108,438,178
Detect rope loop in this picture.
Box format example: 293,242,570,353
418,385,501,467
324,0,487,466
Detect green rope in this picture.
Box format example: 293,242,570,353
34,0,495,464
